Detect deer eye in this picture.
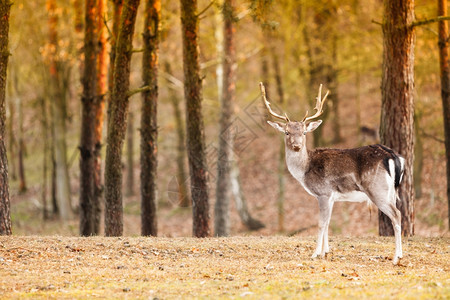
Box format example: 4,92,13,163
285,131,290,136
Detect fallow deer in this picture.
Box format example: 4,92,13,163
261,83,405,265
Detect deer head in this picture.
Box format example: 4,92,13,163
260,82,329,152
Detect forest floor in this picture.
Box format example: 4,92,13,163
0,236,448,299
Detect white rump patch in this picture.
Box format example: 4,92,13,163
399,157,405,183
388,159,395,181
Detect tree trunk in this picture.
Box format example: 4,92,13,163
104,0,140,237
164,62,190,207
79,0,99,236
47,0,72,221
414,111,423,198
93,0,108,230
126,112,134,197
6,77,15,181
180,0,210,237
230,159,265,230
215,0,236,237
40,96,50,219
107,0,123,124
17,88,26,193
438,0,450,230
270,43,286,233
302,3,335,147
330,33,341,144
379,0,415,236
0,0,12,235
355,54,362,145
140,0,160,236
73,0,84,32
51,140,58,215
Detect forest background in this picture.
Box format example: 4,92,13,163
4,0,449,237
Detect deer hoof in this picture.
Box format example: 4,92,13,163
393,257,402,266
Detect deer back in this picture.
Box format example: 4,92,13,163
302,144,404,197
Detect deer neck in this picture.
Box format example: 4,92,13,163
285,144,310,180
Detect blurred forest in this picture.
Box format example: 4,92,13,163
3,0,449,236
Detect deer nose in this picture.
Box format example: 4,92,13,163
292,144,301,151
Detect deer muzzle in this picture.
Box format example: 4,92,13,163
292,144,301,152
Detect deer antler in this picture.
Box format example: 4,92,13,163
302,84,329,122
260,82,290,122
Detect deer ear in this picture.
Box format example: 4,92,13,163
305,120,322,133
267,121,285,133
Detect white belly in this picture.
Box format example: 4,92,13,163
334,191,370,203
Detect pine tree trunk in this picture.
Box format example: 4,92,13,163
270,45,286,233
330,33,341,144
107,0,123,124
140,0,160,236
379,0,415,236
164,63,190,207
10,66,26,192
437,0,450,230
414,112,423,198
51,142,58,214
79,0,99,236
302,3,335,147
93,0,108,231
126,112,134,197
215,0,236,237
47,0,72,221
40,96,49,219
6,79,15,181
17,89,26,193
230,159,265,230
73,0,84,32
180,0,210,237
0,0,12,235
104,0,140,237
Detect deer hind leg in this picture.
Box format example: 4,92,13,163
369,184,403,265
312,195,334,259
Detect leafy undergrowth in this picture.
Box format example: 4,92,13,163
0,236,448,299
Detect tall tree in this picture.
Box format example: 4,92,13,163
214,4,263,231
302,2,337,147
94,0,108,227
39,94,50,219
47,0,72,221
6,77,15,181
0,0,12,235
270,40,286,233
215,0,236,237
438,0,450,230
9,65,26,192
104,0,141,236
126,112,134,196
79,0,99,236
141,0,160,236
379,0,415,236
164,62,191,208
180,0,210,237
17,82,26,193
107,0,123,123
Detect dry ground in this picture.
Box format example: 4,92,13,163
0,236,448,299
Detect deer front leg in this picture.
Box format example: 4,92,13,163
322,200,335,255
312,196,333,259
